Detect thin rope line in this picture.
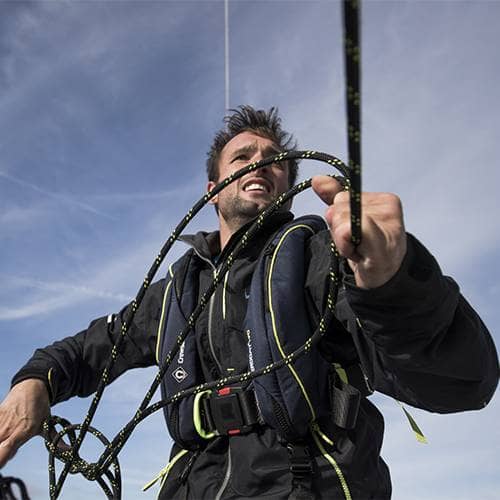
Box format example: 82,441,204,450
224,0,230,111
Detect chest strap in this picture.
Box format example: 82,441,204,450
193,387,263,438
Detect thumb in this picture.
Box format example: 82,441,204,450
311,175,344,205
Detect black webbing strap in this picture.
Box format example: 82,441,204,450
287,443,315,500
329,370,362,430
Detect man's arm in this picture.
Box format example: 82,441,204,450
0,278,165,468
309,176,498,411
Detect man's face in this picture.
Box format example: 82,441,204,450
207,131,291,231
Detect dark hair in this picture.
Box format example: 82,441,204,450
206,105,298,187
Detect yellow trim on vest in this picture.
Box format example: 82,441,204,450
222,271,229,320
267,224,316,420
143,448,189,493
311,424,352,500
155,264,174,365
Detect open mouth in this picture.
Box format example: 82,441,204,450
242,178,272,194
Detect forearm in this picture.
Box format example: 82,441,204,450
11,280,164,404
343,235,498,412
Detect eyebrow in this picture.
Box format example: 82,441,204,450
230,141,282,162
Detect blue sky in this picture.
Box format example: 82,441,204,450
0,0,498,498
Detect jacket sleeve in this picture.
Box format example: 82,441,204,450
306,231,499,413
10,279,166,405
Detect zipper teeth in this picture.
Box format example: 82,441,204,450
273,399,294,437
215,445,231,500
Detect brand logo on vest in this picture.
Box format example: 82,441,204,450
178,341,185,364
246,329,255,371
172,366,188,383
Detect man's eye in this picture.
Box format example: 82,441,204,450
233,154,247,162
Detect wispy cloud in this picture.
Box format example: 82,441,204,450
0,276,131,321
0,170,116,219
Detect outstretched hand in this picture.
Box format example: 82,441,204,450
0,379,50,468
312,175,407,289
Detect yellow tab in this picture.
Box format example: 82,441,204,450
397,401,428,444
143,449,189,491
333,363,348,385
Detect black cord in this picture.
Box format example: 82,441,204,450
0,474,30,500
41,2,363,497
44,153,353,499
343,0,362,246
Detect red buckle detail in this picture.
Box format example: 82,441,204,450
228,429,241,436
218,387,231,396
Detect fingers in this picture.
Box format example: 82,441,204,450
325,201,360,261
317,186,406,288
0,379,50,469
311,175,345,205
0,429,29,468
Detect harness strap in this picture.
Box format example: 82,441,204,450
287,443,315,500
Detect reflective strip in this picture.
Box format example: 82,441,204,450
47,368,54,398
193,390,217,440
214,446,231,500
333,363,349,385
222,271,229,320
268,224,316,419
155,264,174,365
311,422,334,446
397,401,428,444
311,425,352,500
142,448,189,492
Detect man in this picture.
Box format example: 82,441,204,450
0,106,497,499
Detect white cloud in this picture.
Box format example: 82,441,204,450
0,170,116,219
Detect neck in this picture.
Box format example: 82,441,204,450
218,215,248,250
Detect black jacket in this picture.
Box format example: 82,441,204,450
12,212,498,499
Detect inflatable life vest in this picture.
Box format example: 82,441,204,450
157,215,364,449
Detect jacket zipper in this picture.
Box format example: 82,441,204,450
190,247,224,374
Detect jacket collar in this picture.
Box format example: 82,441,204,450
179,210,294,261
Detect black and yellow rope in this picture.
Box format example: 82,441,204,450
43,152,352,498
0,473,29,500
343,0,362,246
41,1,363,497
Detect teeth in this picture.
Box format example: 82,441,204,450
245,183,267,192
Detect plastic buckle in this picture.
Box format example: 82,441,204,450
287,444,313,478
208,387,253,436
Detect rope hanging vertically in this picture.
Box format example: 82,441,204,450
224,0,230,111
343,0,362,246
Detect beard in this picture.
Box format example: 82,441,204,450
217,193,269,233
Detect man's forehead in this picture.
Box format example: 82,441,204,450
222,131,281,155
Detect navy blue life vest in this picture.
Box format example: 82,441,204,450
157,215,342,448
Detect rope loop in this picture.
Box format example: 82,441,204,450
42,2,362,497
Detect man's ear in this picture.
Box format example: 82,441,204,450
207,181,218,205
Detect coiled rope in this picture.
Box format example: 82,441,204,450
41,1,361,498
0,474,29,500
